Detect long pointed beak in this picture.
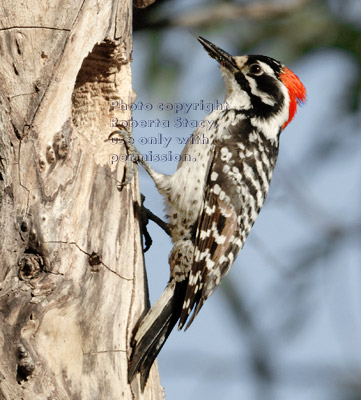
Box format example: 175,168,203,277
198,36,237,72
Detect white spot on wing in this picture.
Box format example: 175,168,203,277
213,184,221,195
206,258,215,270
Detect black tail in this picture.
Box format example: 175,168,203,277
128,280,187,390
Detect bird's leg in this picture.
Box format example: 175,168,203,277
141,195,172,238
139,194,153,252
108,127,163,189
108,128,141,187
139,195,172,252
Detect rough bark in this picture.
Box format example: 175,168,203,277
0,1,163,398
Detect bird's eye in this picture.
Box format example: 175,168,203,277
249,64,263,75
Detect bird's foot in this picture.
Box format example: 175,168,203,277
107,126,143,189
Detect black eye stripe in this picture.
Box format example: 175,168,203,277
233,70,284,119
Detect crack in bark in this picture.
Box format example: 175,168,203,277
17,140,31,217
9,91,39,100
44,269,64,276
0,26,71,32
83,349,126,355
44,240,133,281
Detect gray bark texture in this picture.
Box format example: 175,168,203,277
0,1,164,398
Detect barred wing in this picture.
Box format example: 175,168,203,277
178,119,279,330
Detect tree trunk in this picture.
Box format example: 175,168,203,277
0,1,163,398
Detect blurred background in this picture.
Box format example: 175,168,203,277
127,0,361,398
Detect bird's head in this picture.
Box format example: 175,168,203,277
198,36,306,129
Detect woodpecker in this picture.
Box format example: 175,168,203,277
124,36,306,388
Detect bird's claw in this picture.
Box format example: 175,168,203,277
107,127,142,189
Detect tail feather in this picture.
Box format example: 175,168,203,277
128,280,187,388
